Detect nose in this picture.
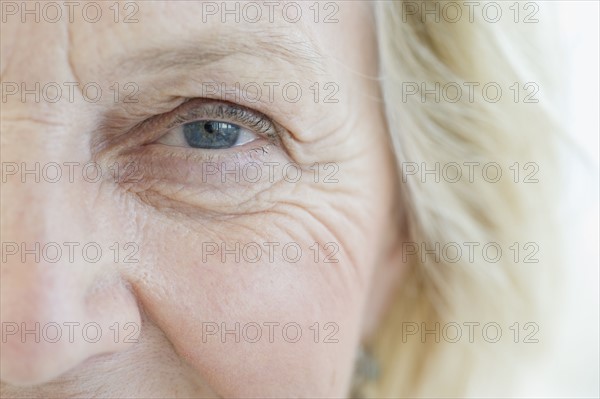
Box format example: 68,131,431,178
0,123,142,385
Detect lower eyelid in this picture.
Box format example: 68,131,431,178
119,141,278,184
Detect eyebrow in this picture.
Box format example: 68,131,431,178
112,30,328,78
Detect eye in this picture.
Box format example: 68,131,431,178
154,101,277,151
159,120,257,149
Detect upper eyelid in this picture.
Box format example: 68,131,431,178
162,99,280,139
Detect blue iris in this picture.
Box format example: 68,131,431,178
183,121,241,149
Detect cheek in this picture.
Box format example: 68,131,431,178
122,198,373,397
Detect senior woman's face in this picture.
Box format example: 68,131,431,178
1,1,401,397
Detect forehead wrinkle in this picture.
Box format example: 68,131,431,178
112,29,328,78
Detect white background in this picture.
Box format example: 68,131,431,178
543,1,599,397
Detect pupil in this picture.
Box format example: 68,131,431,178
204,122,216,134
183,121,241,149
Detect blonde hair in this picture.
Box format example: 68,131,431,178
362,1,564,396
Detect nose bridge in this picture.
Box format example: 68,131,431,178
1,142,100,288
1,98,99,269
1,129,95,246
1,9,96,251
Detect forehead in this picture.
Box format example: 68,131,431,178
1,1,379,145
1,1,374,79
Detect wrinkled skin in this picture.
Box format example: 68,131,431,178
0,1,404,397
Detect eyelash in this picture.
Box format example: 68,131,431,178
160,100,278,144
